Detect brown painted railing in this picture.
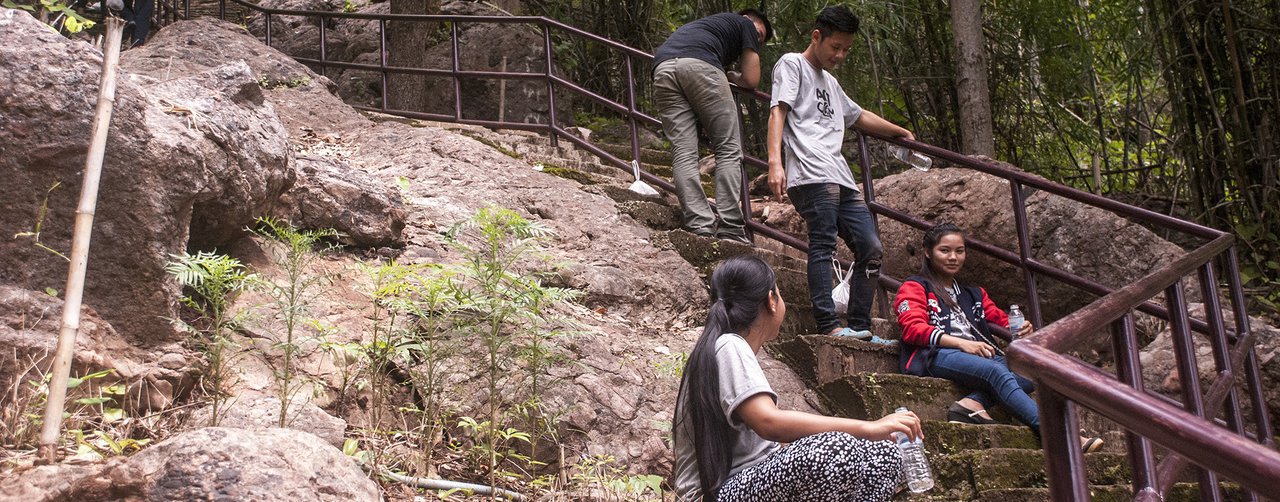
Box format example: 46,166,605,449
166,3,1276,499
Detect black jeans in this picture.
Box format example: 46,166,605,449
787,183,883,333
123,0,153,46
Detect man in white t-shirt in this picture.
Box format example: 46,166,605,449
766,5,916,341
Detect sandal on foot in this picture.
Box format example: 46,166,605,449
947,402,1000,425
830,328,898,346
1082,437,1105,453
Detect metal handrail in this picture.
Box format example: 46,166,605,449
172,3,1273,499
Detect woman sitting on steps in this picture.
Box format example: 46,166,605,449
894,223,1104,453
672,255,922,501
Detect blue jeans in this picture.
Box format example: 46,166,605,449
787,183,882,333
929,349,1039,434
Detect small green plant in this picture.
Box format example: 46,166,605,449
167,251,255,426
13,182,68,261
570,453,664,501
252,218,337,428
0,365,131,457
653,351,688,379
452,415,537,485
3,0,95,33
445,206,581,492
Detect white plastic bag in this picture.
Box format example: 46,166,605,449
831,257,855,312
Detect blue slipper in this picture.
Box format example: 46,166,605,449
831,328,898,346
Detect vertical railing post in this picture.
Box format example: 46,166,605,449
1197,262,1246,434
1110,313,1158,495
624,54,641,167
1224,247,1273,449
855,134,890,318
379,19,388,112
451,20,462,121
542,21,559,149
731,92,753,241
218,0,225,21
319,15,328,79
1162,279,1221,500
1009,180,1043,327
265,12,273,47
1038,385,1090,501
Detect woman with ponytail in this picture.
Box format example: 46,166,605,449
672,255,921,501
895,223,1102,453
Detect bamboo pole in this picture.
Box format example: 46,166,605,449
37,17,126,464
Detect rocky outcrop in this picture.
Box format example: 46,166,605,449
0,9,293,344
272,153,406,247
187,396,348,447
1141,303,1279,435
1,428,378,501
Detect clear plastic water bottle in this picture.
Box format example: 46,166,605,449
892,406,934,492
1008,305,1025,335
890,145,932,171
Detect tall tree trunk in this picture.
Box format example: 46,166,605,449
949,0,995,156
388,0,440,113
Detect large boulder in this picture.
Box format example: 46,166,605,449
0,9,293,344
873,165,1187,324
0,428,379,501
1140,303,1279,438
125,18,406,246
271,152,406,247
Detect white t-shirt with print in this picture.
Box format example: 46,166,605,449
770,52,864,192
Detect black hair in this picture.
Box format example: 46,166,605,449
918,222,965,309
673,255,777,498
814,5,860,38
739,8,774,43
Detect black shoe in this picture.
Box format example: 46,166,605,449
716,232,753,246
947,401,1000,425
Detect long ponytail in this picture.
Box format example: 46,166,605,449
674,255,777,498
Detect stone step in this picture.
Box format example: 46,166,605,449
818,372,968,423
921,421,1039,455
922,448,1130,501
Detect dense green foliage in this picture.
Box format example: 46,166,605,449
531,0,1278,310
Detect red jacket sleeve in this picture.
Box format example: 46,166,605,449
895,281,945,347
979,287,1010,329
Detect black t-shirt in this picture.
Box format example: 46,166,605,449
653,13,761,71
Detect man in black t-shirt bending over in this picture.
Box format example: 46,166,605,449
653,10,773,245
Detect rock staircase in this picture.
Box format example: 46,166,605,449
410,118,1247,502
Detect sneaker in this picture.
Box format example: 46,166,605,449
830,327,897,346
947,401,1000,425
1082,437,1105,453
716,232,753,246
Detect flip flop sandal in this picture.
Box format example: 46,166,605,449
831,328,898,346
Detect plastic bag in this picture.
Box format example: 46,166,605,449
832,258,855,312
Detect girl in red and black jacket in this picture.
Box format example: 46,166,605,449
894,223,1103,452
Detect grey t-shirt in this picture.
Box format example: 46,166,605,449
672,334,780,501
770,52,864,191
